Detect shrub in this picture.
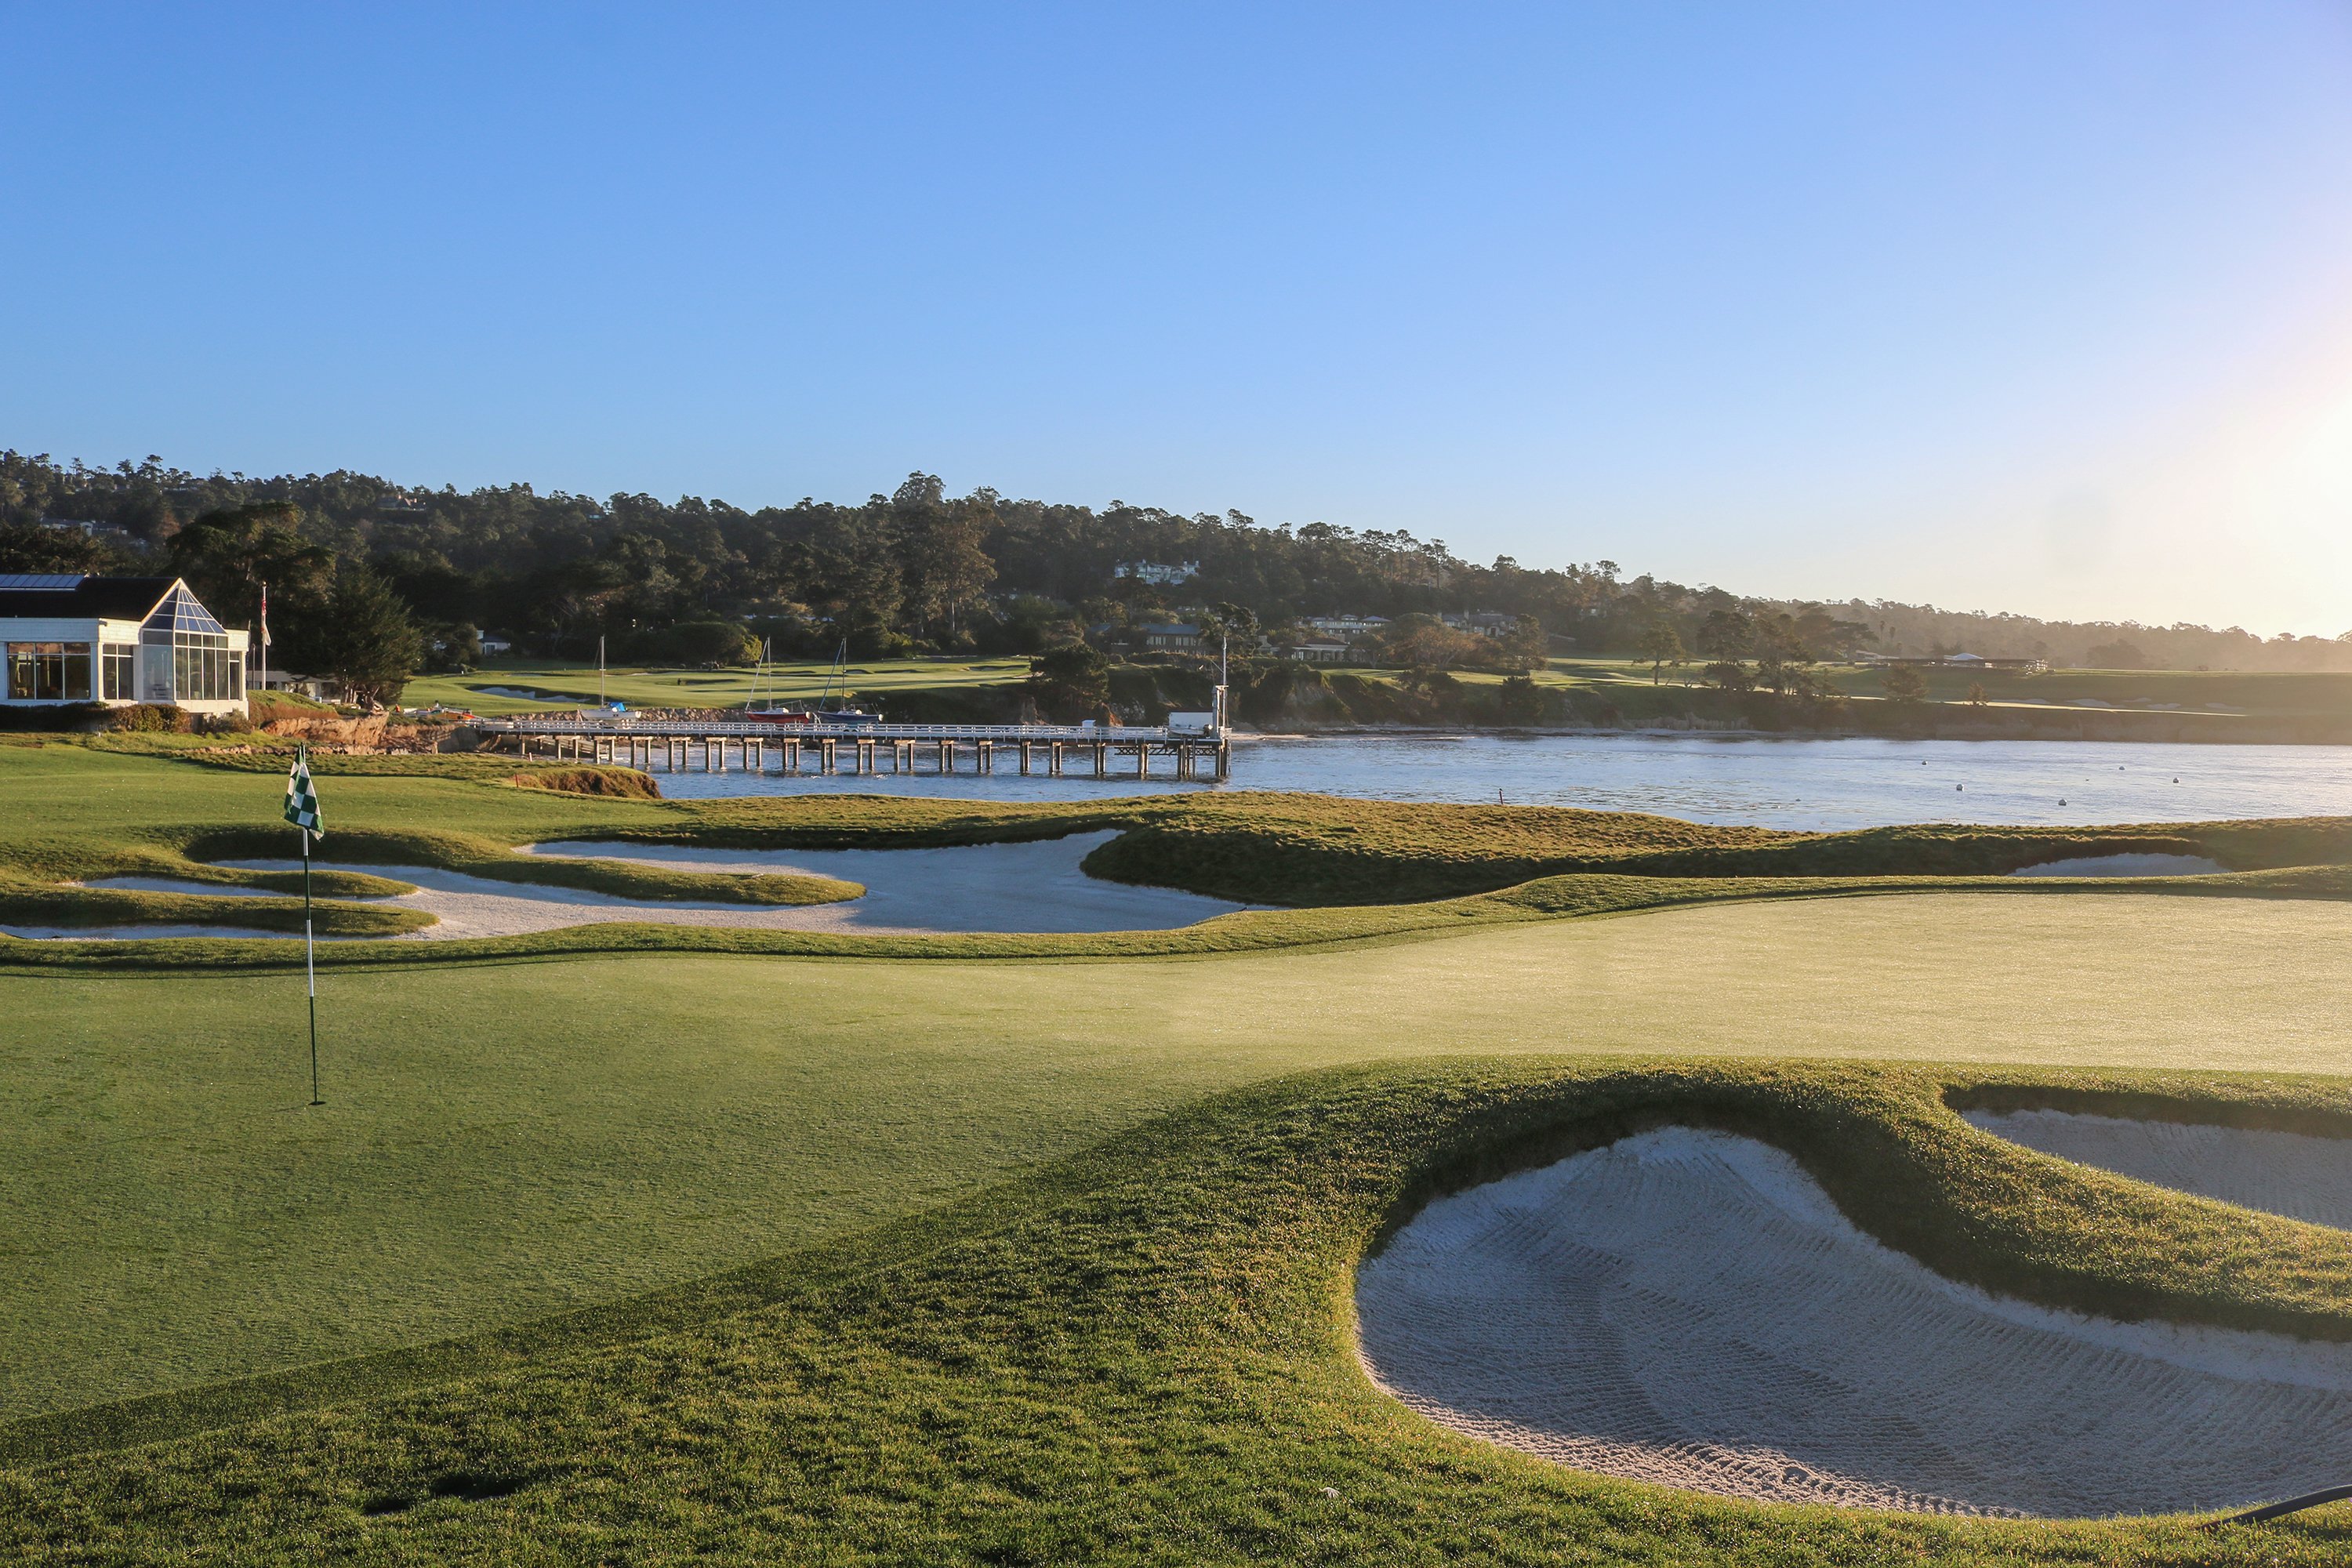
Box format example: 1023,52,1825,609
103,703,183,733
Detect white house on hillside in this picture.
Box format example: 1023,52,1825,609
0,574,250,715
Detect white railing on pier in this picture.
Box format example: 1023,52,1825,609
470,717,1213,744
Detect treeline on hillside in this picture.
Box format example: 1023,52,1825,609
3,450,2347,676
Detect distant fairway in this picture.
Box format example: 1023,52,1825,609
6,890,2348,1420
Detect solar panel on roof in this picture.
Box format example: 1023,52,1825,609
0,573,85,591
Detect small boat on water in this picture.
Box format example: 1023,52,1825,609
746,639,883,727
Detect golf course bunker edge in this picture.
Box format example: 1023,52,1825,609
1963,1108,2352,1230
1355,1126,2352,1518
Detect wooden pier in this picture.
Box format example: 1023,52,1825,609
469,719,1232,782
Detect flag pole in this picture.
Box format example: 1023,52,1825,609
301,744,321,1105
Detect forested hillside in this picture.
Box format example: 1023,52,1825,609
3,450,2346,672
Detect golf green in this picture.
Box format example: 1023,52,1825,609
9,889,2346,1420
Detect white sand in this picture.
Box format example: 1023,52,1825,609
2008,853,2225,878
0,924,304,942
1965,1109,2352,1230
1356,1127,2352,1517
519,831,1256,933
55,831,1251,940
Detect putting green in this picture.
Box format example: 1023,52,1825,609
5,889,2347,1421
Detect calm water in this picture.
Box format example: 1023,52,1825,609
648,731,2352,831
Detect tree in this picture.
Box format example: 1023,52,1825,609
1704,659,1755,693
0,521,120,574
1379,614,1490,670
1748,613,1824,699
1696,608,1752,663
2086,639,2149,670
1196,602,1263,660
1965,681,1989,707
1882,665,1929,702
1497,613,1549,672
1026,642,1110,721
167,503,334,631
1497,673,1545,724
1635,622,1686,684
312,566,425,706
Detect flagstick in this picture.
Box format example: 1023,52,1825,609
302,759,321,1107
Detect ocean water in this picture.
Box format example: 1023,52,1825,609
645,731,2352,832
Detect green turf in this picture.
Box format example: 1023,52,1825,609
398,656,1032,715
13,744,2352,1559
1533,655,2352,718
6,891,2352,1425
7,1059,2352,1563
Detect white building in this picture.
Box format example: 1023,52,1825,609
0,574,251,716
1301,614,1390,638
1113,561,1200,586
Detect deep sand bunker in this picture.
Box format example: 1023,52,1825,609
34,831,1251,939
1965,1109,2352,1230
2008,852,2226,877
1356,1127,2352,1517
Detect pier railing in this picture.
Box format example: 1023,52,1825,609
467,715,1232,781
471,717,1205,743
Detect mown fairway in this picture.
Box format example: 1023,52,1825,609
9,891,2350,1420
399,656,1030,715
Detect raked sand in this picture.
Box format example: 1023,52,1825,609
1356,1127,2352,1517
45,830,1252,939
1965,1109,2352,1230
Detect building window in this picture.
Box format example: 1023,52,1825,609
101,643,135,701
170,630,235,701
5,642,93,702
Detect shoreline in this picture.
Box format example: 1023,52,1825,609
1228,714,2352,746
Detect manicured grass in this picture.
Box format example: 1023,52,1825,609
0,746,857,912
8,743,2352,956
11,739,2352,1559
399,657,1031,715
1541,655,2352,718
5,891,2351,1425
7,1058,2352,1563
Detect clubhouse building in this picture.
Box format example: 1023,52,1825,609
0,573,251,716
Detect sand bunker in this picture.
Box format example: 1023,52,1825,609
1356,1127,2352,1516
53,832,1250,940
2008,853,2224,877
1965,1109,2352,1230
0,923,301,942
520,831,1255,934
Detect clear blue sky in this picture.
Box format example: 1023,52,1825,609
6,2,2350,632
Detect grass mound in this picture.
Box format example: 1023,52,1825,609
5,1059,2350,1562
507,765,662,799
1076,792,2352,905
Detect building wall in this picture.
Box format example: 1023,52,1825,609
2,616,249,713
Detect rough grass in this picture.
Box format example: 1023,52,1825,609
1076,791,2352,904
506,765,662,798
6,1059,2352,1563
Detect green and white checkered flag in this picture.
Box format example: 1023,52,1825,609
283,751,325,839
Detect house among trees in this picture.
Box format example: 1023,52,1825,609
1113,561,1200,586
1280,637,1354,664
0,574,250,714
1138,622,1204,652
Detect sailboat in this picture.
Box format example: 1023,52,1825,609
747,640,882,728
